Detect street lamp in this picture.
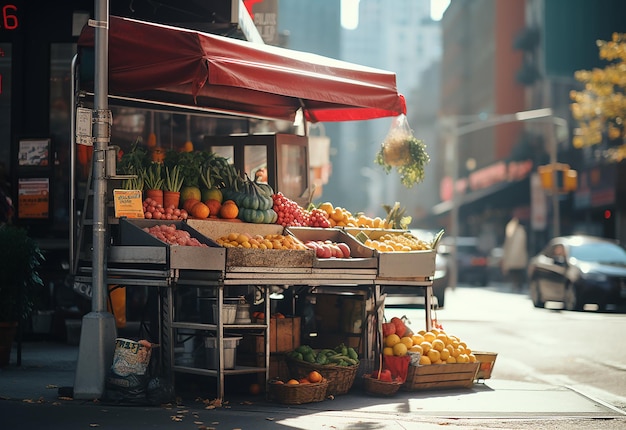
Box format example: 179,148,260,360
440,108,567,289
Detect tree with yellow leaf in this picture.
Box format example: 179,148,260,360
570,32,626,161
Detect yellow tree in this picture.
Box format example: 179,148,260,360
570,32,626,161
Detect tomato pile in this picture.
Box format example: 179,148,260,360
143,198,189,220
142,224,207,246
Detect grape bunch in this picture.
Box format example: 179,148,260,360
272,192,307,227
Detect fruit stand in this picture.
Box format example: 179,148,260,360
72,16,438,400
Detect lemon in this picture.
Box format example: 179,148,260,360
400,336,413,349
446,356,457,364
439,349,450,360
431,339,445,352
393,342,408,357
411,334,425,346
385,334,401,348
423,331,436,343
427,349,441,363
383,347,394,356
419,355,432,365
409,344,423,354
468,353,477,363
420,341,432,353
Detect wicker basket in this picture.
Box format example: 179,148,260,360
286,357,358,396
362,375,402,396
268,379,329,405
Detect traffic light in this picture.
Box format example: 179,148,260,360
537,164,577,193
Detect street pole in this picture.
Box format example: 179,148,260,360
441,108,562,288
73,0,117,399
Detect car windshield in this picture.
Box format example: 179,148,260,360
569,242,626,264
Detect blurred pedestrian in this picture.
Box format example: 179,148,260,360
501,217,528,292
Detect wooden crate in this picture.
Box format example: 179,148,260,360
473,351,497,380
246,317,301,353
402,362,479,391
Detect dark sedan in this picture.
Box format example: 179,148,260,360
527,235,626,311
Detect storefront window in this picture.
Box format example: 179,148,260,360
49,43,75,233
0,43,11,182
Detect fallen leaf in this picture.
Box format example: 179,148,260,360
88,424,100,427
46,384,58,389
266,417,275,421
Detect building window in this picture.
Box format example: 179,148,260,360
0,43,11,175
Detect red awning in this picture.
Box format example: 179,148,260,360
77,16,406,123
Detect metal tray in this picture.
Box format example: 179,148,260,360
117,218,225,270
287,227,377,269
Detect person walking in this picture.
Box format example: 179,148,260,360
501,217,528,292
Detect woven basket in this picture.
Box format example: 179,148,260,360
268,379,329,405
362,375,402,396
286,357,358,396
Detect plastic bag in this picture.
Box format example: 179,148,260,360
383,355,411,382
381,114,413,166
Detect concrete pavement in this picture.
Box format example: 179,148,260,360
1,340,626,429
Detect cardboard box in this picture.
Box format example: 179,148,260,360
402,362,479,391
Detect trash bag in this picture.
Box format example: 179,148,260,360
103,338,154,405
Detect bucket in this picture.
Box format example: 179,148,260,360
205,336,242,369
234,299,251,324
211,304,237,324
111,338,152,376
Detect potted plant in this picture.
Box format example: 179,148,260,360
143,162,165,205
163,165,183,209
0,225,45,366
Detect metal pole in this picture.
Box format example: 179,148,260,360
73,0,117,400
548,123,560,238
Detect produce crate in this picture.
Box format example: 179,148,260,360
116,218,225,270
402,363,479,391
287,227,377,269
473,351,497,380
344,228,436,279
187,219,314,268
241,316,301,354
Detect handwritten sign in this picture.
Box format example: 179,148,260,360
113,189,144,219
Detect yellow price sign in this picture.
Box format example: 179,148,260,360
113,189,144,218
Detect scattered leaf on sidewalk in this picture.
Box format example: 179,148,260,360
46,384,58,389
171,415,184,422
88,424,100,427
266,417,275,421
58,396,73,401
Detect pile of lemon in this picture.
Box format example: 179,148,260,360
365,232,432,252
383,328,477,365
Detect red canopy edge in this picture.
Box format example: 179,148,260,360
77,16,406,123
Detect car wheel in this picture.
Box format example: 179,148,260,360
564,283,583,311
529,279,544,308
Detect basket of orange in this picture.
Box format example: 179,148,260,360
267,370,329,405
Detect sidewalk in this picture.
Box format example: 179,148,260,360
1,341,625,430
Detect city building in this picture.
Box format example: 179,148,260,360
434,0,626,253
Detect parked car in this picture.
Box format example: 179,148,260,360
527,235,626,311
439,236,489,286
383,229,449,308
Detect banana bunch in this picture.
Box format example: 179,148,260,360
235,174,278,224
